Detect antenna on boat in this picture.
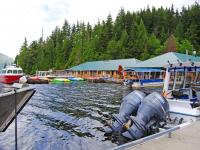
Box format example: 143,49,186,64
167,60,172,67
177,59,182,66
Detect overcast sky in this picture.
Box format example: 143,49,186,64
0,0,198,59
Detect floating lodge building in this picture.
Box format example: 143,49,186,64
124,52,200,81
66,52,200,80
36,52,200,81
66,58,141,79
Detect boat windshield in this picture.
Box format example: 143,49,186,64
168,70,197,90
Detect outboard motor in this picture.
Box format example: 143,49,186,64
110,90,146,132
122,92,169,140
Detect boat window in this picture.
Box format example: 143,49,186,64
169,71,185,90
7,70,12,74
13,70,18,74
175,72,185,89
18,70,23,74
185,72,196,88
168,71,174,90
2,70,6,74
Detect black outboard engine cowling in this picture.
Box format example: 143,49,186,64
110,90,146,132
122,92,169,140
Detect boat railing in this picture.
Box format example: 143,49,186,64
110,122,191,150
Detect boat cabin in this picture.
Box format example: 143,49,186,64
163,62,200,121
124,68,165,87
163,62,200,99
1,65,23,75
0,65,23,84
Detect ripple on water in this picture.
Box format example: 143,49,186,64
0,83,160,150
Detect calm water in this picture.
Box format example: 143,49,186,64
0,82,162,150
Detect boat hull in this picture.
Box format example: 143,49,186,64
0,87,35,131
132,81,163,88
0,75,22,84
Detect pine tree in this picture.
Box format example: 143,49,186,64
15,3,200,74
134,19,148,59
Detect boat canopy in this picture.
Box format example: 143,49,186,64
125,68,163,72
168,66,200,72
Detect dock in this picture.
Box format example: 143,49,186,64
112,121,200,150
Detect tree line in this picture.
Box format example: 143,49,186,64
15,3,200,74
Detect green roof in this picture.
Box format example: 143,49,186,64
133,52,200,68
68,58,141,71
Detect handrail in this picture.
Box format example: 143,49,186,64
110,122,191,150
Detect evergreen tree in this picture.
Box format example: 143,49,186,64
175,22,184,40
147,34,161,56
135,19,148,59
15,3,200,74
178,39,193,54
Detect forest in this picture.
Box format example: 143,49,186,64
15,3,200,74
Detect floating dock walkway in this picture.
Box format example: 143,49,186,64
112,121,200,150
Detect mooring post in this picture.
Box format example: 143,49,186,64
14,89,18,150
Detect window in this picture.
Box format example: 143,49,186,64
7,70,12,74
13,70,18,74
18,70,23,74
185,72,196,88
169,71,196,90
175,72,185,89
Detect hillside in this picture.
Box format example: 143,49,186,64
16,3,200,74
0,53,13,70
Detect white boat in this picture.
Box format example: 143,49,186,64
0,83,35,131
124,68,164,88
0,64,23,84
163,62,200,122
